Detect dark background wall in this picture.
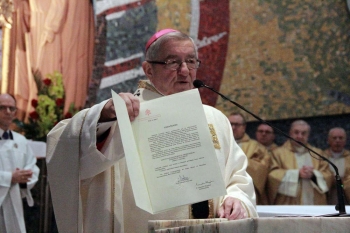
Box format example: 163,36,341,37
245,114,350,150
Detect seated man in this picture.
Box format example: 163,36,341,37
46,29,258,233
268,120,333,205
323,127,349,205
228,113,270,205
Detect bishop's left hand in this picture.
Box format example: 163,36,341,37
217,197,248,220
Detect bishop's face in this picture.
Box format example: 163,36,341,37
142,39,197,95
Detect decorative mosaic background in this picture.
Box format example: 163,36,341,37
87,0,350,151
218,0,350,121
89,0,350,122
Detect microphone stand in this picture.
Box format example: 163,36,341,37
194,80,348,216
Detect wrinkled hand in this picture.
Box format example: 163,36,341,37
217,197,248,220
12,168,33,184
99,93,140,122
299,165,314,179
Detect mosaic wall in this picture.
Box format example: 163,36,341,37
90,0,350,122
87,0,350,158
218,0,350,121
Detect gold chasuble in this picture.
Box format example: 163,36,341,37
341,156,350,203
324,149,350,205
268,140,332,205
237,133,270,205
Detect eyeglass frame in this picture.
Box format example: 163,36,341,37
256,130,274,135
230,122,245,127
0,105,17,112
146,58,201,70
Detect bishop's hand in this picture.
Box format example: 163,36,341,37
99,93,140,123
217,197,248,220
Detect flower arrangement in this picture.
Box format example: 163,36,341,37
14,70,77,141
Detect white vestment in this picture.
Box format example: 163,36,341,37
46,84,258,233
0,132,40,233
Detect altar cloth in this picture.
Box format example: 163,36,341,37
149,206,350,233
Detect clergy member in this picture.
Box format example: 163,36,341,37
0,94,39,233
323,127,349,205
255,123,278,153
228,112,271,205
268,120,332,205
46,29,258,233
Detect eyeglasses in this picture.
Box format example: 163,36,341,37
0,105,17,112
147,58,201,70
256,130,273,134
230,123,245,127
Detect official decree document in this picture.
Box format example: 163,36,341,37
112,89,226,214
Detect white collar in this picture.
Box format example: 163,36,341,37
330,150,344,159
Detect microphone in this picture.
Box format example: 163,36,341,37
193,80,205,88
194,79,348,216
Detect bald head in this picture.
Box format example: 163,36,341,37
0,93,16,102
328,127,346,153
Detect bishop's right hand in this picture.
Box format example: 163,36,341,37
99,93,140,122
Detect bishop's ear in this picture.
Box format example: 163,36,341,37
142,61,154,80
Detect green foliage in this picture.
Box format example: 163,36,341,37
14,70,77,141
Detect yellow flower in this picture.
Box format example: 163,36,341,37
14,71,77,141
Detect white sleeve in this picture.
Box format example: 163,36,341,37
311,170,329,194
278,169,299,197
79,101,125,180
96,121,115,137
204,105,258,217
0,171,12,187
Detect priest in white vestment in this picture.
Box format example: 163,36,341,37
0,94,40,233
46,29,258,233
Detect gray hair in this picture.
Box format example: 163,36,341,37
145,31,198,60
229,112,247,125
328,127,346,137
290,119,310,132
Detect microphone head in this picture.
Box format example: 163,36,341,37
193,80,204,88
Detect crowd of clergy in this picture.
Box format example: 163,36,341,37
227,112,350,206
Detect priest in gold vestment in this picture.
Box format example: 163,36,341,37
341,156,350,204
228,113,271,205
268,120,333,205
255,123,278,154
323,127,350,205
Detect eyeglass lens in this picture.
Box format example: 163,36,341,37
0,105,17,112
167,60,200,70
257,130,273,134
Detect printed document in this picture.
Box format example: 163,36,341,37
112,89,226,214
